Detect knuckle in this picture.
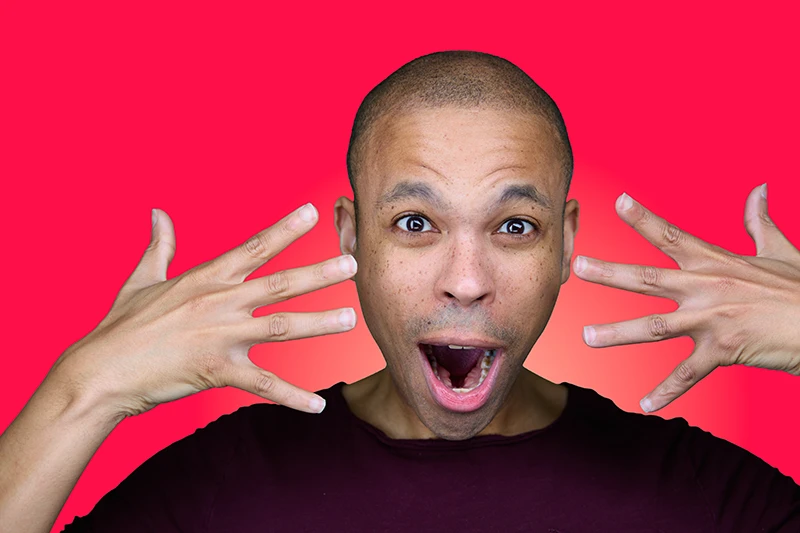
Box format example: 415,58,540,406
597,261,615,279
639,265,660,287
268,313,290,339
314,262,328,281
717,327,746,352
719,253,752,272
713,302,746,322
196,353,228,388
712,274,738,294
279,216,299,236
673,361,697,385
146,237,175,254
318,311,335,331
254,371,277,396
758,210,775,228
662,222,683,247
243,232,271,259
184,293,213,313
264,271,291,298
646,314,669,338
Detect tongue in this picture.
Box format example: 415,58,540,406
430,345,484,377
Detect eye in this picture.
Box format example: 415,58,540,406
498,218,536,235
395,214,433,233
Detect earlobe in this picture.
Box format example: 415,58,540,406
334,196,357,256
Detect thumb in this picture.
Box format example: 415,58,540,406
744,183,798,259
124,208,177,291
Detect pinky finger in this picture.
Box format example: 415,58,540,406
640,352,719,413
224,360,326,414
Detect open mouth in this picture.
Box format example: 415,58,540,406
423,344,497,393
418,341,503,412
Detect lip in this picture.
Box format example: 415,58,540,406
418,342,504,413
417,334,506,351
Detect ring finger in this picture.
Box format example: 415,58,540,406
237,308,357,345
574,255,699,303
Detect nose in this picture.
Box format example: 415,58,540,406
435,235,495,307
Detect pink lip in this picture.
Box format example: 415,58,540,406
418,344,504,413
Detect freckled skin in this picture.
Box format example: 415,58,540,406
334,106,580,440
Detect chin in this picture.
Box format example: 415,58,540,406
417,402,499,440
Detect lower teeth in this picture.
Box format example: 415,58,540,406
428,350,496,393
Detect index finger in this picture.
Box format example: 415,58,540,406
615,193,731,270
206,203,319,284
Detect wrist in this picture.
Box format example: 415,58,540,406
44,349,129,428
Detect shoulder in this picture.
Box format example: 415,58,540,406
61,382,348,532
564,382,800,531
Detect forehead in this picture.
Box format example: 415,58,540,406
359,106,563,206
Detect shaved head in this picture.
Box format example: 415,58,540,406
346,50,573,212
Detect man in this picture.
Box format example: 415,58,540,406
1,50,799,532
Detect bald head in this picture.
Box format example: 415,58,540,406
346,50,573,206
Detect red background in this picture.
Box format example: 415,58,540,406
1,2,799,531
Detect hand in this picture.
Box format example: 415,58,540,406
50,203,357,417
572,183,800,413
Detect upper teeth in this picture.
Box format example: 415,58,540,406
448,345,477,350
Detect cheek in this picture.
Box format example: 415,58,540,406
495,253,561,314
356,244,435,320
373,252,435,308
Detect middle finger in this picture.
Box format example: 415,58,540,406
227,254,358,313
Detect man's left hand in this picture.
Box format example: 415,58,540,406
572,183,800,412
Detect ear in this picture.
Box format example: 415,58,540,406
334,196,357,256
561,198,580,284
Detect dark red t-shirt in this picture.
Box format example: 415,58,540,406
63,381,800,532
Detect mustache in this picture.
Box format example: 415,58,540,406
405,305,519,347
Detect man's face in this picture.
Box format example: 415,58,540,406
336,106,578,439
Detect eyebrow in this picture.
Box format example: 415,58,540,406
376,181,447,209
491,184,553,211
375,180,553,211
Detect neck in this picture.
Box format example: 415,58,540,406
341,367,568,440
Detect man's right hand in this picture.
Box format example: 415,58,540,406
50,202,356,418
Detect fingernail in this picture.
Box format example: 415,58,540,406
338,308,356,328
339,255,357,275
151,208,158,228
640,397,653,413
761,182,767,200
309,396,326,413
574,256,588,274
583,326,596,346
298,203,317,222
617,193,633,212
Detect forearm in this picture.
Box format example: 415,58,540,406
0,369,123,533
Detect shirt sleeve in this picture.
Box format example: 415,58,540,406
683,422,800,532
61,406,250,533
